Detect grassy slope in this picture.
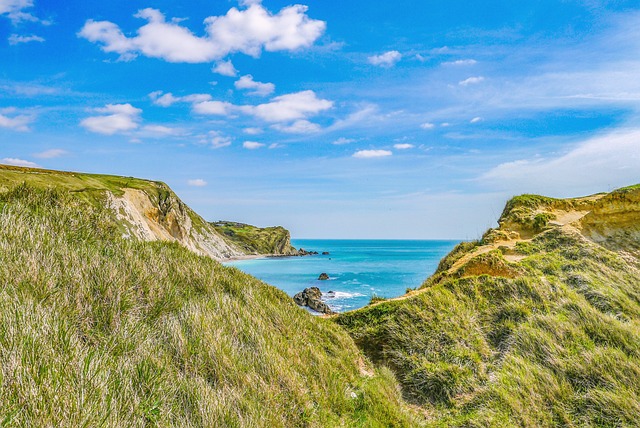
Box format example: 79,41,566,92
0,184,414,427
336,188,640,427
212,221,297,255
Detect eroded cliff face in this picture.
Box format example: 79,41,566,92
106,187,244,261
211,221,298,256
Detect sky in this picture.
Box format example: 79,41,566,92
2,0,640,239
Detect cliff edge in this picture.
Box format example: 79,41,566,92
337,185,640,427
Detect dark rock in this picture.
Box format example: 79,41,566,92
308,298,333,314
318,273,329,280
292,287,335,314
322,251,330,255
325,291,336,298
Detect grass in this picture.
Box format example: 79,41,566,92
212,221,297,255
336,189,640,427
0,184,414,427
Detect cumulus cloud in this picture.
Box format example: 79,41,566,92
80,103,142,135
459,76,485,86
368,50,402,67
248,90,332,122
234,74,275,96
212,59,237,76
393,143,414,149
332,137,355,145
1,157,39,167
8,33,44,44
33,149,66,159
272,119,320,133
353,149,393,158
480,129,640,193
0,108,32,131
187,179,207,187
0,0,40,23
243,127,263,135
192,100,235,116
79,4,326,63
243,141,264,149
420,122,435,130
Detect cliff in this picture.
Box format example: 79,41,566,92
336,185,640,426
212,221,298,256
0,165,294,260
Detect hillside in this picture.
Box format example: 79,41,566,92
336,186,640,426
0,165,294,260
212,221,298,256
0,183,414,426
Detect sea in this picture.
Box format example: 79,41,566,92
225,239,460,313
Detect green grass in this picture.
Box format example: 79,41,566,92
212,221,297,255
0,184,414,427
337,193,640,426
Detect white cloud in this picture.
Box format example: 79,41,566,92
211,136,232,148
459,76,485,86
33,149,66,159
332,137,355,145
79,4,326,63
0,0,38,24
80,103,142,135
0,109,32,131
192,100,234,116
212,59,237,76
441,122,451,127
187,179,207,187
420,122,435,130
234,74,275,96
272,119,320,133
368,50,402,67
149,91,212,107
249,90,332,122
243,141,264,150
480,129,640,193
393,143,414,149
443,59,477,66
470,117,482,123
142,125,184,136
1,157,39,168
268,143,282,149
243,127,263,135
353,149,393,159
8,33,44,45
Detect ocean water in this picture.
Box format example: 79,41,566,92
225,239,460,313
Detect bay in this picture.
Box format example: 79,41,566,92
226,239,460,313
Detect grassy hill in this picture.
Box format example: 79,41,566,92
336,186,640,426
0,183,413,426
212,221,298,256
0,165,297,260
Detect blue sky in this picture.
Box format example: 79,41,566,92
2,0,640,238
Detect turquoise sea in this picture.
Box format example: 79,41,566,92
226,239,460,313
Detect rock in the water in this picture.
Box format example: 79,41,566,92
318,273,329,280
292,287,334,314
308,298,333,314
322,251,330,255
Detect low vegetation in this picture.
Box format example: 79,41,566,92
212,221,297,255
337,187,640,427
0,184,413,427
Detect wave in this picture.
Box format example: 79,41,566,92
324,291,365,299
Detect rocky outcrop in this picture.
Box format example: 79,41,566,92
318,273,330,280
293,287,335,314
106,187,244,260
212,221,298,256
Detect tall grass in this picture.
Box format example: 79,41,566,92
0,185,412,427
337,227,640,426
